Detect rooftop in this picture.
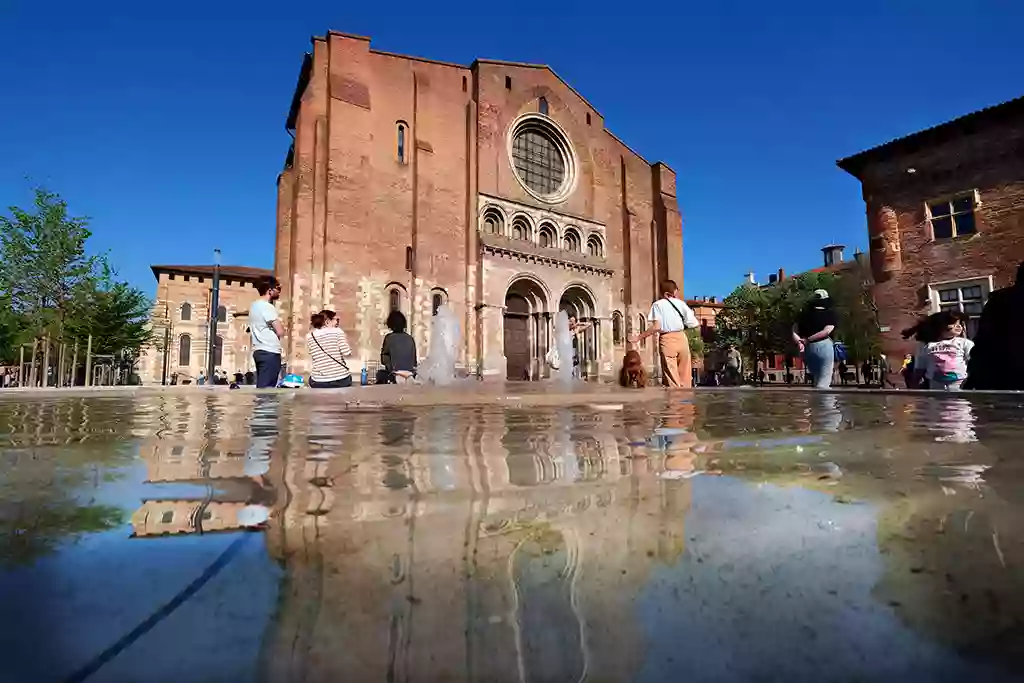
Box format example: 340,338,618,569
837,95,1024,178
151,264,273,282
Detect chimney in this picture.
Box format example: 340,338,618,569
822,244,846,268
710,296,717,303
746,271,756,285
768,274,778,284
854,248,867,267
778,268,785,281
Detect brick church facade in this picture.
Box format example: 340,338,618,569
274,31,683,380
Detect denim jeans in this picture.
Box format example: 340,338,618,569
804,338,835,389
253,350,282,388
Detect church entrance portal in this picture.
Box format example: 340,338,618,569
504,278,549,381
559,285,599,380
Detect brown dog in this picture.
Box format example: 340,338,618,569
619,349,648,388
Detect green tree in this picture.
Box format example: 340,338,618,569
1,188,154,382
66,280,154,360
713,284,775,368
714,269,880,371
0,188,103,341
685,327,706,360
829,271,881,363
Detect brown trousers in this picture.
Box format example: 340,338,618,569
659,331,692,388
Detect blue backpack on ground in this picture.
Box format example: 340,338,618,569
834,342,848,362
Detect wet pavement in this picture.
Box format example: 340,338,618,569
1,384,1023,682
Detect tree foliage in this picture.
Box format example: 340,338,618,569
685,327,705,359
0,188,153,374
713,270,881,366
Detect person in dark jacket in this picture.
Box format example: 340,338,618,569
380,311,418,384
964,261,1024,390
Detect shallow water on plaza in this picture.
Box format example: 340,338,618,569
2,385,1024,682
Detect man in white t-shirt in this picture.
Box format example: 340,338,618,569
628,279,700,388
249,276,285,388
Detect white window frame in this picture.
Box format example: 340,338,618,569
927,275,993,338
925,189,981,241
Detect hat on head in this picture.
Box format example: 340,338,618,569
813,289,830,300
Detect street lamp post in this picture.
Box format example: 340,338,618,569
207,248,222,382
161,299,171,386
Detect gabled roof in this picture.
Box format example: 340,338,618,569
837,95,1024,178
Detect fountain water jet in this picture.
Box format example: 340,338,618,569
553,310,576,384
418,304,461,385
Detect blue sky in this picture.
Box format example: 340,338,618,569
2,0,1022,299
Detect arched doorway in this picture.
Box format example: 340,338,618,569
559,285,599,380
504,277,549,381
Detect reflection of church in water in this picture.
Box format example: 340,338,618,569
261,405,693,683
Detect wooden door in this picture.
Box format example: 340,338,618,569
504,315,530,380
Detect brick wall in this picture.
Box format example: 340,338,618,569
275,32,684,379
139,271,265,384
853,117,1024,361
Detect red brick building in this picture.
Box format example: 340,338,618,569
274,31,683,380
838,96,1024,361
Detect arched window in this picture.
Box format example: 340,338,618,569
389,288,401,312
431,288,448,316
587,235,604,258
511,216,530,241
178,334,191,366
564,228,581,252
612,312,623,345
482,208,504,236
397,122,407,164
213,335,223,368
180,303,192,321
539,96,549,115
538,223,555,248
217,305,227,323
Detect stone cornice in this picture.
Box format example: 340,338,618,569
480,233,613,276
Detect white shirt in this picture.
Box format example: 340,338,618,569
648,297,699,333
249,299,282,354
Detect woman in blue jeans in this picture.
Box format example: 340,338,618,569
793,289,837,389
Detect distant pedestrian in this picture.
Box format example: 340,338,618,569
628,279,699,388
249,276,284,388
793,289,837,389
197,370,206,386
724,345,742,385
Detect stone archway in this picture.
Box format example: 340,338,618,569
505,277,550,381
559,285,599,380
